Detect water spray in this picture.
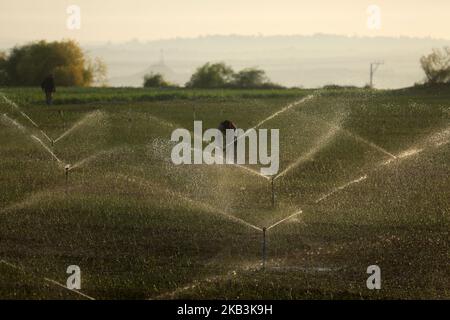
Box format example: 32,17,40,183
53,110,104,145
259,209,303,270
223,95,315,151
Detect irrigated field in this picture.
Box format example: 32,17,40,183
0,87,448,299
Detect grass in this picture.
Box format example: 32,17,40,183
0,86,448,299
0,87,310,105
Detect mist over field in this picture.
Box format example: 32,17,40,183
81,34,450,89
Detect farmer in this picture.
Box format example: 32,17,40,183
41,74,55,105
218,120,238,162
218,120,237,136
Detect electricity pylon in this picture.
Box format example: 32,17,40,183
369,61,384,88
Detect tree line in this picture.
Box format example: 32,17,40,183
0,40,449,88
144,62,283,89
145,48,450,89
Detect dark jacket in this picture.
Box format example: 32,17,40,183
218,120,236,135
41,76,55,93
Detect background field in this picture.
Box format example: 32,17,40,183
0,86,448,299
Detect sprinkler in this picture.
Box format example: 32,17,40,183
271,177,275,208
65,164,70,188
262,227,267,270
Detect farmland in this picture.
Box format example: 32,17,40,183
0,86,448,299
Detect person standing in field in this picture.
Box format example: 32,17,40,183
41,74,55,105
218,120,238,162
218,120,237,136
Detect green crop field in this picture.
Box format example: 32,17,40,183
0,86,448,299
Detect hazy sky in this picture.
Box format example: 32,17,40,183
1,0,450,44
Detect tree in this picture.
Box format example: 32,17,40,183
232,68,268,88
143,72,171,88
0,51,7,85
186,62,234,88
2,40,106,86
186,62,282,89
420,47,450,84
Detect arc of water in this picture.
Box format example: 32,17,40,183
1,94,53,143
153,261,259,299
38,129,53,144
0,260,95,300
340,127,397,159
307,113,396,159
188,96,315,181
162,176,263,232
115,173,262,232
381,124,450,166
315,175,368,204
30,135,63,164
224,95,315,150
43,277,95,300
273,112,396,182
269,128,437,230
2,113,26,132
274,125,340,181
0,186,67,214
53,110,104,144
313,125,450,205
1,94,40,128
1,114,63,165
266,209,303,231
69,146,128,171
252,95,315,130
146,114,180,130
382,148,423,166
189,145,271,180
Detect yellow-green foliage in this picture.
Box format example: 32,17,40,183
2,40,95,87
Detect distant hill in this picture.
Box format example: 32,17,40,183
85,34,450,88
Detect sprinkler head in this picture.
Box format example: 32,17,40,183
64,164,70,192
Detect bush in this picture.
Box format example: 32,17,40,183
1,40,106,87
232,68,267,88
143,73,172,88
0,52,8,85
420,47,450,84
186,62,234,88
186,62,283,89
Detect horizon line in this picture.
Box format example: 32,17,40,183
1,32,450,48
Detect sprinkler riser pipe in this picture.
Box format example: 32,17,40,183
262,227,267,270
65,166,70,190
271,178,275,208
